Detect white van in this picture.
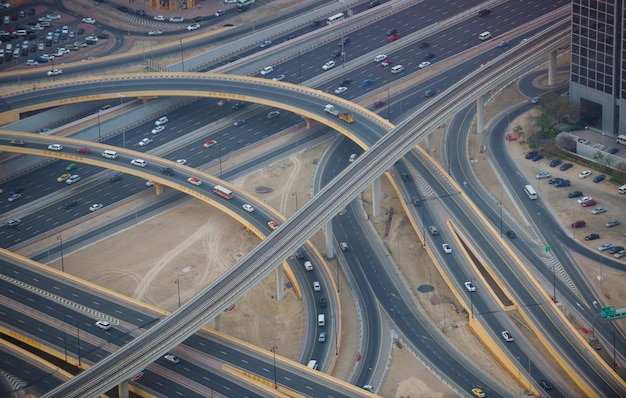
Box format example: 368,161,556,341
318,313,325,326
619,184,626,194
479,31,492,41
307,360,318,370
391,65,404,74
304,261,313,271
101,149,118,159
339,242,348,252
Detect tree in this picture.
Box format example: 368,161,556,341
541,91,572,124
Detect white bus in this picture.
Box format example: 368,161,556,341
616,134,626,146
237,0,255,7
326,13,345,25
213,185,233,199
524,184,538,200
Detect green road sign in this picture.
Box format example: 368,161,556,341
601,306,626,320
545,246,551,252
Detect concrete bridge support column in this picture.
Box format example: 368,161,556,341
548,50,557,86
372,177,382,217
214,314,222,331
325,221,335,260
276,264,285,300
118,381,129,398
427,133,434,154
476,98,485,134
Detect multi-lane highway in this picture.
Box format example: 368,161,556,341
3,1,620,396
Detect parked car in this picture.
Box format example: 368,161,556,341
593,174,606,183
554,179,570,187
605,219,621,228
559,162,573,171
571,220,586,229
531,153,544,161
549,159,562,167
585,233,600,241
581,199,597,207
535,171,551,179
608,246,624,254
525,151,538,159
578,170,592,179
591,207,606,215
568,191,583,198
598,243,614,252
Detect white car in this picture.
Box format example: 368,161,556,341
47,68,63,76
334,86,348,95
48,144,63,151
66,174,81,185
154,15,166,21
418,61,431,69
81,17,96,24
95,320,111,330
176,159,188,165
578,170,592,179
89,203,103,212
41,53,55,61
259,40,272,48
164,354,180,363
260,66,273,76
148,30,163,36
464,281,476,292
535,171,551,179
187,177,202,186
598,243,613,252
242,204,255,213
155,116,169,126
591,207,607,215
374,54,387,62
577,196,592,204
151,125,165,134
138,137,153,147
47,14,61,20
26,60,38,66
322,60,336,70
442,243,452,254
187,23,200,31
131,159,147,167
349,154,357,163
313,281,321,291
501,330,514,342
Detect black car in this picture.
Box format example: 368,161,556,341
117,6,129,12
419,41,429,48
135,9,146,16
232,102,246,111
531,153,544,162
506,230,517,239
424,89,437,97
337,37,350,46
423,52,435,60
548,178,562,185
559,162,573,171
608,246,625,254
478,9,491,17
77,28,84,35
568,191,583,198
554,179,571,187
63,200,78,209
549,159,562,167
340,78,352,85
331,49,342,58
401,173,410,182
607,147,619,154
585,233,600,241
97,33,110,39
525,151,538,159
412,197,421,206
311,20,322,27
386,28,398,36
368,0,380,8
11,187,24,194
319,297,327,308
539,380,552,390
160,167,175,176
109,174,122,183
192,16,205,22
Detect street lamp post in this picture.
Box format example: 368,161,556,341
174,275,181,308
292,191,298,211
386,87,391,121
179,39,185,72
390,308,395,323
57,234,65,272
271,346,278,389
497,201,503,237
470,289,474,318
218,143,222,177
96,110,102,142
516,357,521,397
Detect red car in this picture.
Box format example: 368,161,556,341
380,59,393,67
387,33,400,42
581,199,597,207
203,139,217,148
373,100,385,108
76,147,91,154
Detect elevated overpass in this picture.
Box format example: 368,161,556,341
20,20,620,398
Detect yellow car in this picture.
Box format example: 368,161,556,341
187,177,202,186
57,173,70,182
268,221,278,230
471,388,485,398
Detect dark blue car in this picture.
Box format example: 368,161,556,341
593,174,606,183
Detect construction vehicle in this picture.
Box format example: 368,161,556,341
324,104,354,123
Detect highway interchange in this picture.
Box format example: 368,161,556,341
0,0,620,398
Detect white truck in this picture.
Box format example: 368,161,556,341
323,104,354,123
237,0,255,8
